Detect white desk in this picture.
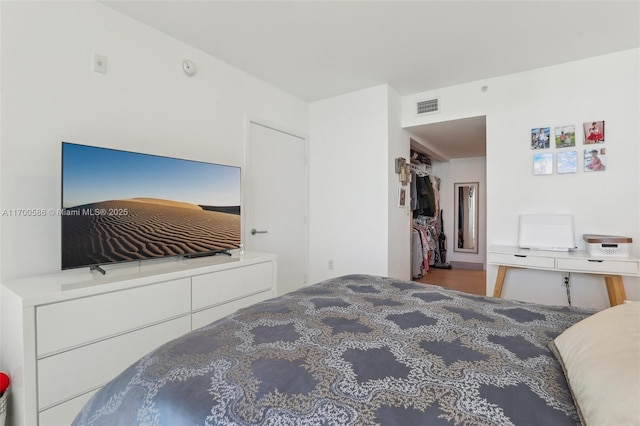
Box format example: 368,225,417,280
488,245,640,306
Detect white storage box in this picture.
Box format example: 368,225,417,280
583,234,632,257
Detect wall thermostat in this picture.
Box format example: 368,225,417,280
182,59,197,76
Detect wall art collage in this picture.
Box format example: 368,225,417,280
530,120,606,175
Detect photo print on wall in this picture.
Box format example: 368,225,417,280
584,148,606,172
531,127,550,149
533,152,553,175
555,125,576,148
398,187,407,207
557,151,578,174
583,120,605,144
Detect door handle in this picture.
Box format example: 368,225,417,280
251,228,268,235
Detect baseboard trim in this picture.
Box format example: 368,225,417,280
450,261,484,270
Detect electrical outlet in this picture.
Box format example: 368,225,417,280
328,260,334,270
93,53,107,74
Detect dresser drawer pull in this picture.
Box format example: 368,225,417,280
514,255,527,258
588,259,604,263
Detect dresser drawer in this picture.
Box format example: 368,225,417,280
192,261,274,311
557,258,640,275
488,252,555,269
37,278,191,356
192,290,273,329
39,389,96,426
38,315,191,410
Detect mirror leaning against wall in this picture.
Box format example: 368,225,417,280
454,182,479,253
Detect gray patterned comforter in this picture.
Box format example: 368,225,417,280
74,274,593,425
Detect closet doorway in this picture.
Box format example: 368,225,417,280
406,115,487,293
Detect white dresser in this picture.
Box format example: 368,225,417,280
488,245,639,306
1,252,277,426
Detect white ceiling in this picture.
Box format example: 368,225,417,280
407,115,487,160
101,0,640,160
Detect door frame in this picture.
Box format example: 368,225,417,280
243,115,310,287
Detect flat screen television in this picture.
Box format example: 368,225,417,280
61,142,241,271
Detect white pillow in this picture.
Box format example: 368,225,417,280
550,302,640,425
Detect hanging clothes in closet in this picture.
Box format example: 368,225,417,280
412,228,425,278
412,217,435,278
412,172,440,219
410,168,442,276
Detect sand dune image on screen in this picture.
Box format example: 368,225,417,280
62,198,240,269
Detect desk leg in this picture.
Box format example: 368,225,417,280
493,265,508,298
604,275,626,306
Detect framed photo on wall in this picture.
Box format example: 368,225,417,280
584,148,606,172
531,127,550,149
557,151,578,174
398,186,407,207
555,125,576,148
533,152,553,175
583,120,605,144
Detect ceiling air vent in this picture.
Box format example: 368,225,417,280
416,98,439,115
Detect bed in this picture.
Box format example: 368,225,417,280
73,274,637,425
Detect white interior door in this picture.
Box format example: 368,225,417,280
245,121,307,295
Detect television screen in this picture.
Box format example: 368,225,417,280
61,142,241,270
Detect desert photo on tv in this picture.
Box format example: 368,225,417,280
61,142,241,270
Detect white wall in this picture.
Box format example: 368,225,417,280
0,1,308,280
309,85,395,283
431,157,486,266
403,49,640,309
387,87,412,280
